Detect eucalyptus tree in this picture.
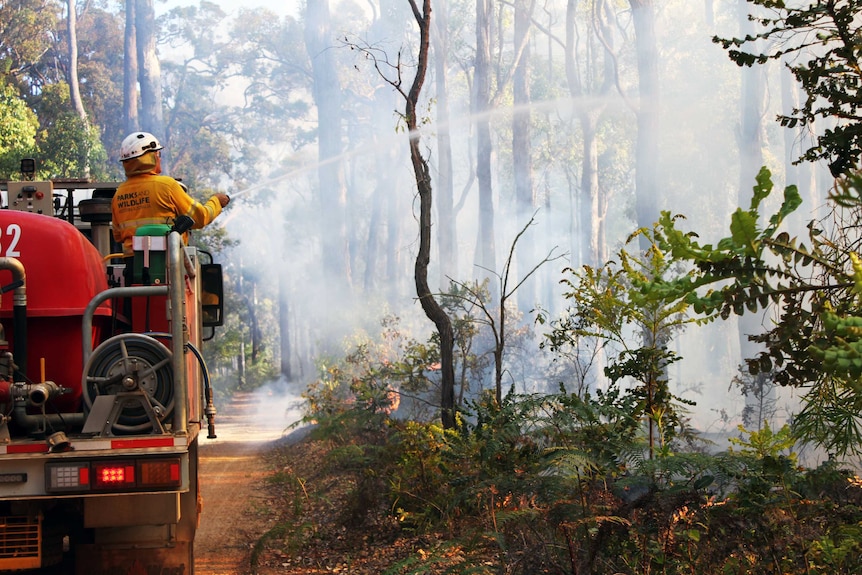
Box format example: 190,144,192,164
304,0,351,290
134,0,165,150
319,0,455,425
54,0,122,177
0,0,60,90
564,0,618,268
404,0,456,428
431,0,457,286
348,0,456,428
474,0,497,296
0,0,118,178
512,0,536,313
121,0,164,156
124,0,137,134
629,0,660,253
225,8,313,181
66,0,87,125
157,1,236,186
357,0,457,427
70,6,125,163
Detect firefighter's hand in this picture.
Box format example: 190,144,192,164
215,193,230,208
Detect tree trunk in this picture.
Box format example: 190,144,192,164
513,0,535,313
66,0,89,175
66,0,86,122
366,87,399,292
135,0,164,159
407,0,456,429
432,0,456,287
250,281,261,363
579,115,600,265
629,0,660,253
566,0,593,267
304,0,351,291
238,342,245,389
279,271,292,381
364,180,383,292
123,0,138,133
566,0,614,267
475,0,497,298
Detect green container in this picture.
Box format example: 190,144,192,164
132,224,171,285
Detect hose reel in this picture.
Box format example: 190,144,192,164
82,333,175,434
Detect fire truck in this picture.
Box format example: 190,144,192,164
0,165,223,574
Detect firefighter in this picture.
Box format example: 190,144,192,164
112,131,230,260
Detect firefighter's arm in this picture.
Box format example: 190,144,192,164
174,185,228,229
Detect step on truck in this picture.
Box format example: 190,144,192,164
0,168,224,574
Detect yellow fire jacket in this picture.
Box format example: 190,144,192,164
112,174,223,256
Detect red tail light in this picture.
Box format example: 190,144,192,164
45,457,182,493
139,460,181,487
93,462,135,488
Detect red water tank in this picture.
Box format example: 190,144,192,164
0,210,112,412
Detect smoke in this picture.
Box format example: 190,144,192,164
210,376,305,444
161,0,828,440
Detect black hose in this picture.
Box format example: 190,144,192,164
145,332,216,438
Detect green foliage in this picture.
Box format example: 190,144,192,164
0,0,60,85
381,540,497,575
33,84,108,178
0,80,37,150
643,166,862,455
437,280,490,404
807,527,862,574
714,0,862,176
728,423,797,461
301,315,435,427
545,232,700,458
0,79,38,177
287,319,862,574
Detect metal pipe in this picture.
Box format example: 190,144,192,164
90,223,112,258
82,285,168,363
168,233,188,434
11,383,85,432
0,258,27,382
12,402,85,431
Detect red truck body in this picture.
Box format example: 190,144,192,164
0,179,222,574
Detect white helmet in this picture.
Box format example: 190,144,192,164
119,132,163,162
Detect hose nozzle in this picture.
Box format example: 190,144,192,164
204,387,217,439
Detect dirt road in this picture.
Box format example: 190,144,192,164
194,389,300,574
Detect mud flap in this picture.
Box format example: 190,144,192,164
74,542,192,575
